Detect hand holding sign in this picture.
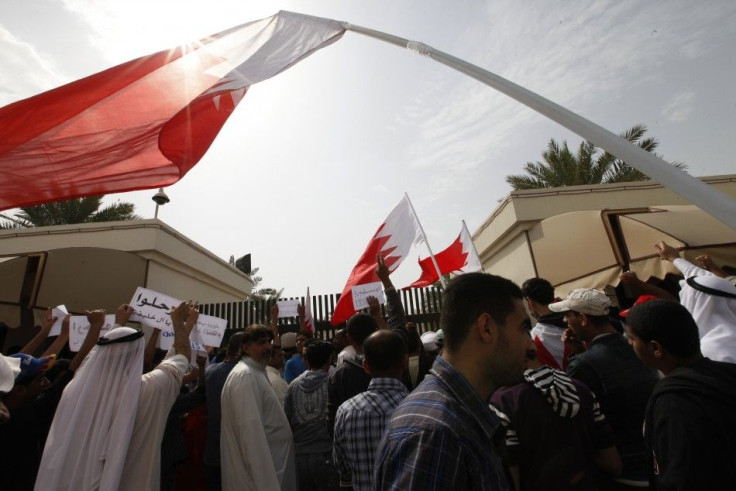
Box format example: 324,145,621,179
351,282,386,310
49,306,67,336
116,304,135,326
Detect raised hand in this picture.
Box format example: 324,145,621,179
655,241,679,262
116,304,135,326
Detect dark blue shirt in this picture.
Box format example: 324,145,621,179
284,354,306,383
374,356,510,491
203,359,239,466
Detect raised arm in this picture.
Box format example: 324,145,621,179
271,303,282,344
42,315,71,357
367,296,388,330
171,301,199,361
376,253,407,331
69,309,105,372
21,308,56,355
144,328,161,373
619,272,676,300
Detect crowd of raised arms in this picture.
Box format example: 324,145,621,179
1,240,735,491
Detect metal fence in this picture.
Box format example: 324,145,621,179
199,286,443,345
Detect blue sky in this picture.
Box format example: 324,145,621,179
1,0,735,296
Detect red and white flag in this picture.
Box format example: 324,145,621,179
0,11,345,211
407,221,482,288
303,287,315,335
331,195,424,325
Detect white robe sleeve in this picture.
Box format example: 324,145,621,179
118,354,188,491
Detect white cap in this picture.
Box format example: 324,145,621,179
420,331,437,352
549,289,612,316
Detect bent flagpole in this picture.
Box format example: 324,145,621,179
342,21,736,231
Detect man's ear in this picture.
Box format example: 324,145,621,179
475,312,497,344
362,358,372,376
650,340,666,359
580,313,589,327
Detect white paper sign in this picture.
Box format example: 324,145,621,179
69,314,116,352
49,305,68,336
193,314,228,347
129,287,179,330
157,330,210,354
351,282,386,310
277,299,300,318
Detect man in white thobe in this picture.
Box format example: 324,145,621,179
221,325,297,491
35,302,198,491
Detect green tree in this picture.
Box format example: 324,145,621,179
506,124,686,190
0,195,140,228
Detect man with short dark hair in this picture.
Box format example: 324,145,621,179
203,332,243,491
285,330,313,383
220,325,296,490
327,313,376,431
522,277,570,369
333,330,408,491
375,273,533,490
550,288,659,489
625,299,736,489
285,339,338,491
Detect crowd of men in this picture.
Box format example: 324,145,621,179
1,241,736,490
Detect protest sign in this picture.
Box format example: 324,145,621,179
69,314,115,352
276,299,300,318
351,282,385,310
129,287,178,330
49,305,68,336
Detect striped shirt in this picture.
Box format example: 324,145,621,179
374,357,511,491
333,377,408,491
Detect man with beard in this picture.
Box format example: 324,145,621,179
220,325,296,490
375,273,533,490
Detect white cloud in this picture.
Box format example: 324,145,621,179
662,91,695,122
0,26,67,105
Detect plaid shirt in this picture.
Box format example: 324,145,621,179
375,356,511,491
332,377,408,491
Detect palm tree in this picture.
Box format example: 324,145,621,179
0,195,140,228
506,124,686,190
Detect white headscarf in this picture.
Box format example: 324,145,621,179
0,354,21,393
679,274,736,363
35,327,145,491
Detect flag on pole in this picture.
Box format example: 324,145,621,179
304,287,315,335
407,221,482,288
331,196,424,326
0,11,345,211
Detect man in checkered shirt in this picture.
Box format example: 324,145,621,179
332,330,408,491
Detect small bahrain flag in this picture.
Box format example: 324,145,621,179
331,196,424,326
407,221,482,288
0,11,345,211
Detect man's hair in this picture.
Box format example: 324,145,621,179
521,277,555,305
584,314,611,328
440,272,523,352
346,313,377,346
626,299,700,357
304,339,334,368
242,325,274,345
364,330,407,372
226,332,244,356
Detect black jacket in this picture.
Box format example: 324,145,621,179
644,357,736,490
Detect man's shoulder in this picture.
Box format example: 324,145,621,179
387,378,459,431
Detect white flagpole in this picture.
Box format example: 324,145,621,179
462,220,482,270
404,193,447,288
342,21,736,231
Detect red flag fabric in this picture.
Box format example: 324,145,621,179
331,196,424,326
407,221,482,288
304,287,315,335
0,11,345,211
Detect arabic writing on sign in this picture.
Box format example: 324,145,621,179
69,314,116,352
129,287,178,331
352,282,386,310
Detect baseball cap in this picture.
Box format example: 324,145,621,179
10,353,56,385
281,332,297,349
549,289,612,316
